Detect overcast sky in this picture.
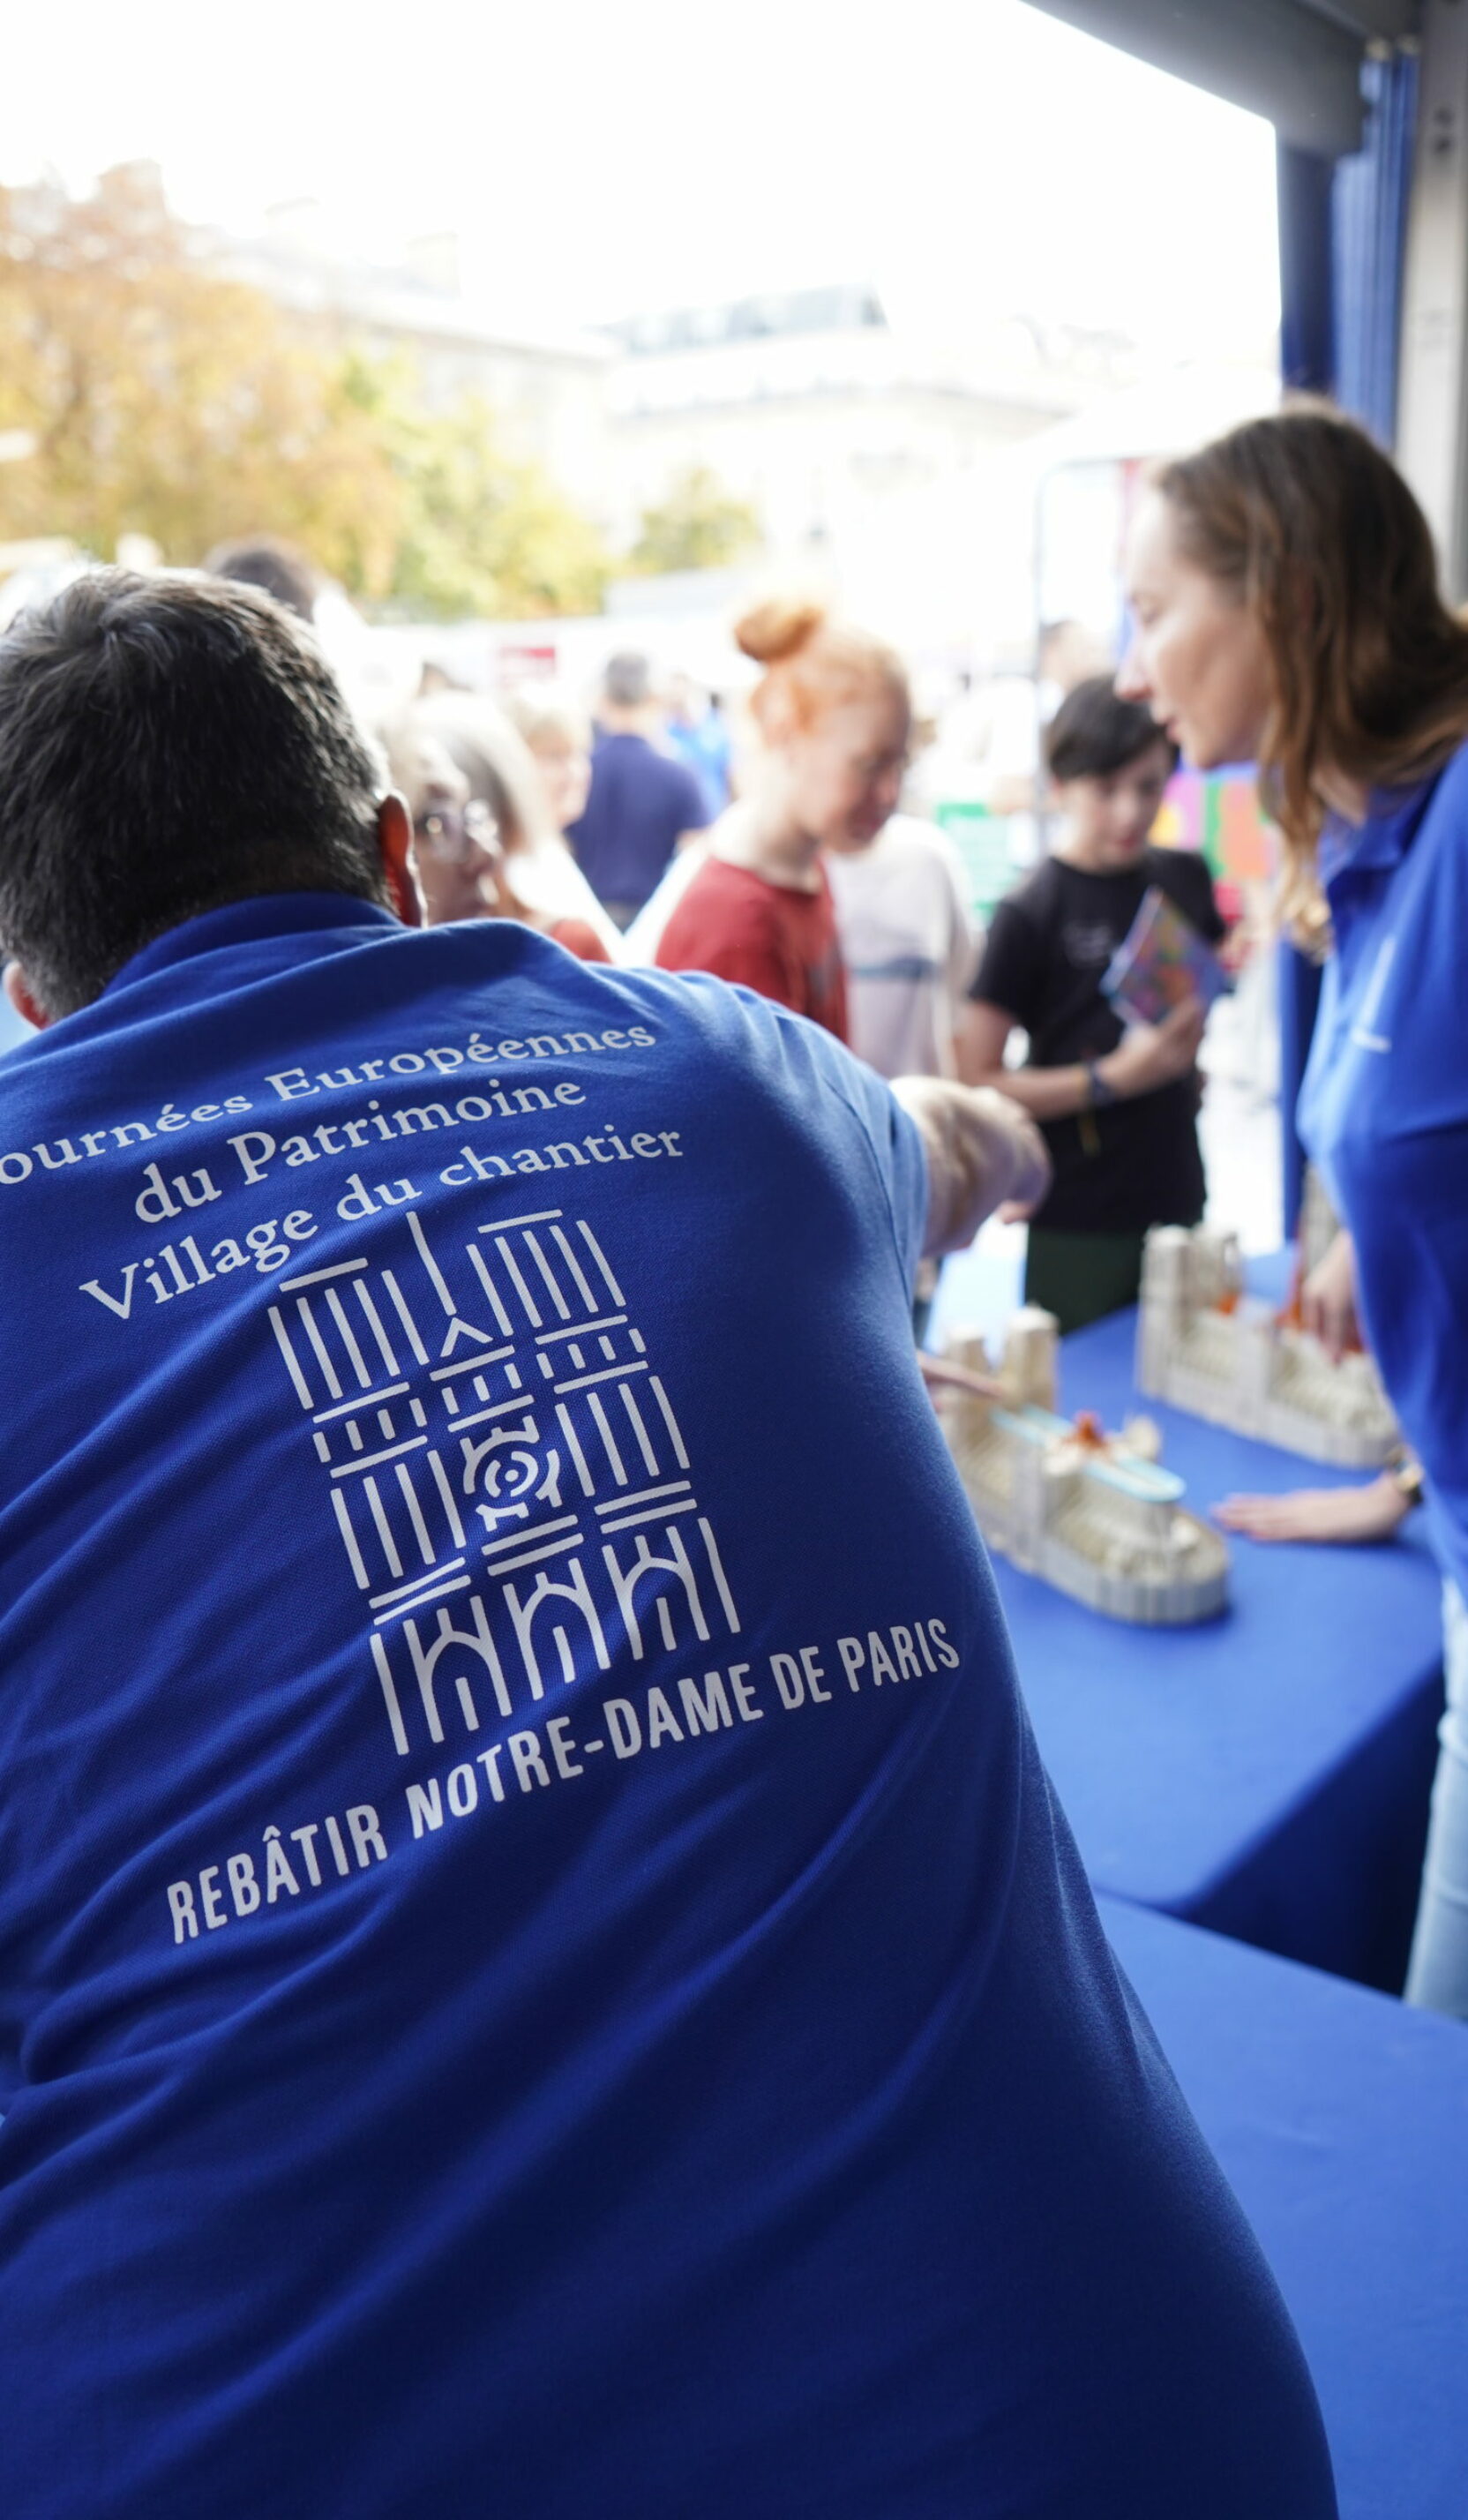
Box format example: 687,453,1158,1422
1,0,1278,353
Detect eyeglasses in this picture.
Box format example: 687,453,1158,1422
412,798,499,861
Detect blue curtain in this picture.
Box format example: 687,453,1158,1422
1333,49,1419,446
1277,141,1336,394
1276,50,1418,1236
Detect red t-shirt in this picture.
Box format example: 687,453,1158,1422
655,857,849,1040
549,917,611,964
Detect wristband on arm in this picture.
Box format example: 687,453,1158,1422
1078,1057,1115,1157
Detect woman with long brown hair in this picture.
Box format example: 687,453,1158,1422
1117,401,1468,2015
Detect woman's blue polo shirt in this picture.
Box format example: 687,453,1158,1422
1299,752,1468,1601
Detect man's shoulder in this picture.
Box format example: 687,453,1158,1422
8,917,663,1076
646,744,708,818
617,946,885,1152
593,735,703,816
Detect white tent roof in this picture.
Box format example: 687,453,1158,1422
1003,359,1281,481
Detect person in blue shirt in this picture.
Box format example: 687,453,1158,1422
664,670,734,816
1119,402,1468,2021
567,651,709,927
0,571,1334,2520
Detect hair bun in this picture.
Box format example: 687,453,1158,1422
733,594,828,666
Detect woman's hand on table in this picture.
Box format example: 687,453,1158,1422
918,1352,1002,1406
1213,1476,1410,1546
1300,1228,1359,1361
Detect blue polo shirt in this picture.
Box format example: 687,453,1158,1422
665,705,734,816
1298,754,1468,1603
0,898,1331,2519
567,730,708,911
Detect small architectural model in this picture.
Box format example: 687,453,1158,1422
937,1306,1229,1625
1135,1224,1397,1469
1298,1161,1344,1278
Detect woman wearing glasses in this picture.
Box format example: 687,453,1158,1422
394,699,618,961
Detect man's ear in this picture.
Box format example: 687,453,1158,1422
4,962,49,1031
377,792,423,929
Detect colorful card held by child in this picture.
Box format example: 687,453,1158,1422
1102,885,1229,1031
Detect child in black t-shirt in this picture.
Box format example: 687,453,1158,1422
957,678,1224,1333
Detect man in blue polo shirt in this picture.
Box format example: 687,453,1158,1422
568,650,709,926
0,574,1334,2519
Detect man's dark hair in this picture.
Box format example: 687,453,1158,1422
1044,675,1180,784
204,534,320,622
602,651,651,709
0,570,385,1017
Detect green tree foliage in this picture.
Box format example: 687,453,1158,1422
627,465,764,575
0,169,611,619
345,359,610,620
0,167,403,593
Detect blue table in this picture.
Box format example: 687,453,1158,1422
933,1254,1445,1987
1103,1896,1468,2520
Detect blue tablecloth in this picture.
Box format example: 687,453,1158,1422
1103,1896,1468,2520
934,1255,1445,1987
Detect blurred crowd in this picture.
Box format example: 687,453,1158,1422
384,606,974,1079
0,528,1262,1349
160,529,1257,1346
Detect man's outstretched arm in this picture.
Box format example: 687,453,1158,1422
890,1077,1051,1259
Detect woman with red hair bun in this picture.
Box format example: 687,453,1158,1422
655,596,911,1039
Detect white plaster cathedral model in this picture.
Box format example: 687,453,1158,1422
1135,1223,1397,1469
935,1308,1229,1626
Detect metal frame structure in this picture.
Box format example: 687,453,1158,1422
1033,5,1468,589
1398,2,1468,592
1034,2,1419,154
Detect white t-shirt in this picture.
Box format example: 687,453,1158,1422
825,815,977,1079
621,837,712,965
